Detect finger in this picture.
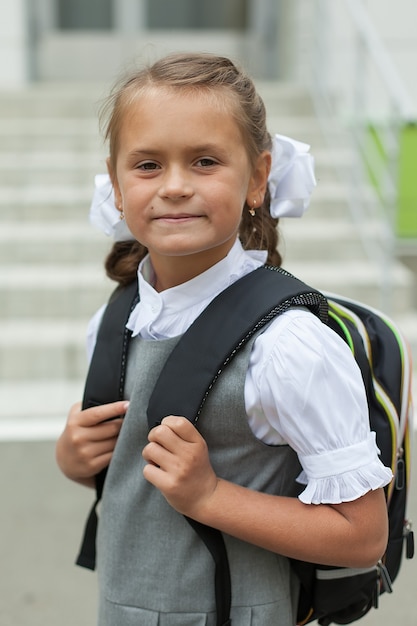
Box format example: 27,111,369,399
142,440,173,470
75,435,121,476
87,435,121,462
148,421,181,447
147,422,195,461
87,417,124,442
91,400,130,424
73,401,130,427
157,415,201,443
85,447,118,475
142,461,165,487
93,451,117,473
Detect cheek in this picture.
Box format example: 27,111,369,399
122,193,149,235
122,186,149,212
210,176,248,209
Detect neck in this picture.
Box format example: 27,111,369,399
150,245,235,292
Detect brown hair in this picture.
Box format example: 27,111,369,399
101,52,281,286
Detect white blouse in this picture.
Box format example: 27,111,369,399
87,240,392,505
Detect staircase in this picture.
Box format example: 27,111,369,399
0,81,415,439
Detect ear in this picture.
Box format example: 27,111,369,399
106,157,122,212
246,150,271,207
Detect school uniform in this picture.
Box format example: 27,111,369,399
88,239,392,625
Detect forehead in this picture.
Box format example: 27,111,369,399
119,85,245,144
125,82,239,114
123,84,242,131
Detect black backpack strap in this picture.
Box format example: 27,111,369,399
147,265,327,626
81,280,139,410
186,516,232,626
147,265,327,424
76,280,138,570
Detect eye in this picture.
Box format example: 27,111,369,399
196,158,217,167
137,161,160,171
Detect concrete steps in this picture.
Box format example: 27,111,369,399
284,259,414,312
0,264,112,319
0,80,415,435
0,222,111,264
0,320,89,381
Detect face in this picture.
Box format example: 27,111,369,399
109,87,270,283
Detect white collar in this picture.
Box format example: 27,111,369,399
126,240,267,338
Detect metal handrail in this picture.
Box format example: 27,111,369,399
346,0,415,122
308,0,417,311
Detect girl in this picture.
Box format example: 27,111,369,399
56,53,392,626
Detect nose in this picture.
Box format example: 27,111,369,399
158,165,194,200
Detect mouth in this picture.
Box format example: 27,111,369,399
155,213,202,224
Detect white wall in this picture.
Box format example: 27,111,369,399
0,0,29,87
0,0,416,101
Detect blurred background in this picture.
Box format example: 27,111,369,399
0,1,416,624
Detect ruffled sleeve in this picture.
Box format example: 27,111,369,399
247,308,393,505
296,432,393,504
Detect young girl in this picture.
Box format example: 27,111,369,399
56,52,392,626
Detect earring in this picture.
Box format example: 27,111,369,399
118,205,124,220
249,200,257,217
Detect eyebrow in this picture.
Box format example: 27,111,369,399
127,149,159,158
189,143,229,155
127,144,229,158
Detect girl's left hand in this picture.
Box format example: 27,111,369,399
142,415,218,518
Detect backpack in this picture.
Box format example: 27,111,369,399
76,265,414,626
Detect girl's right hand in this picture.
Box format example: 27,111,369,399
55,400,129,487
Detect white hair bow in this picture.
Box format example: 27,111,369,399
268,134,316,218
89,174,135,242
89,134,316,240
